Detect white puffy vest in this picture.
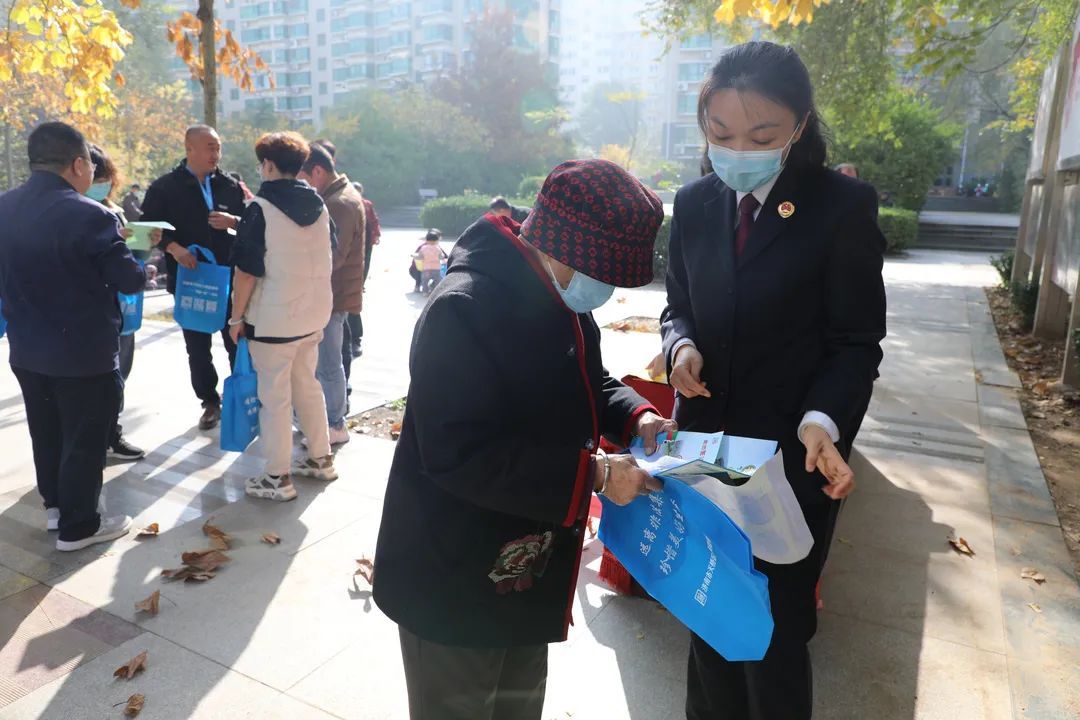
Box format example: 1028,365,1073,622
245,197,333,338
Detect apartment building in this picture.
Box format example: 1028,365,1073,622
217,0,561,125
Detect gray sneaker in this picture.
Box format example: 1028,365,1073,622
291,456,339,482
55,515,132,552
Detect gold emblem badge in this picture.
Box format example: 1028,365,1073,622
778,201,795,219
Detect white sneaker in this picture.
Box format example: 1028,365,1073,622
291,456,339,482
55,515,132,552
328,425,351,446
245,473,298,502
46,507,59,532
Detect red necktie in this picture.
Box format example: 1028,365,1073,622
736,194,760,257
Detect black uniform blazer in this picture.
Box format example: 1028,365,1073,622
374,214,654,648
660,166,886,515
139,161,247,293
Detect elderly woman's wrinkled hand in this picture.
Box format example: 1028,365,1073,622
635,411,678,455
599,454,663,506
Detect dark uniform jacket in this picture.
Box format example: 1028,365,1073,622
374,213,654,648
660,165,886,647
139,160,246,293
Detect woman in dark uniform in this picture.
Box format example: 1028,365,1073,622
661,42,887,719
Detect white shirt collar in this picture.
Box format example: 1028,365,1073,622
735,173,780,215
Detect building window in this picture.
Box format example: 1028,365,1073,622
277,95,313,111
245,98,274,111
230,88,240,101
283,71,311,86
240,27,272,43
677,62,709,82
680,34,711,50
318,58,327,70
376,30,411,52
319,82,328,95
318,33,326,45
421,24,453,43
677,92,697,115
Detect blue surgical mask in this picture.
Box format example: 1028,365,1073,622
85,183,111,202
546,259,615,314
708,124,800,192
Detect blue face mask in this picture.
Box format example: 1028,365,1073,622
546,259,615,314
707,124,800,193
85,183,111,203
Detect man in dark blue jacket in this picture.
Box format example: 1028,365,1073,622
0,122,147,552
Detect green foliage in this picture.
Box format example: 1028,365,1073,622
518,175,546,199
833,89,960,210
991,250,1015,288
652,215,673,281
577,82,646,153
419,195,533,237
387,397,407,412
1011,277,1039,331
877,207,918,254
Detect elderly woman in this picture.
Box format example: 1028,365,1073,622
374,159,675,720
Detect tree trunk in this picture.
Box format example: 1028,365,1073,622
197,0,218,128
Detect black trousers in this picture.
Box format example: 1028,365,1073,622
110,333,136,446
347,312,363,346
686,497,842,720
183,322,237,408
13,367,122,541
363,242,374,281
399,627,548,720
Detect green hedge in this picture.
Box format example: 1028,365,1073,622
517,176,546,200
878,207,917,254
418,196,532,237
652,215,673,281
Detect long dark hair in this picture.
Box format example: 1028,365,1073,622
697,42,828,171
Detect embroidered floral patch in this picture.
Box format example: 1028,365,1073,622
489,531,554,594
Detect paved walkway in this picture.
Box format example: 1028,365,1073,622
0,245,1076,719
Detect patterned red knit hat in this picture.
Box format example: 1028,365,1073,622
520,159,664,288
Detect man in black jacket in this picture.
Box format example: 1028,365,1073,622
0,122,147,551
140,125,247,429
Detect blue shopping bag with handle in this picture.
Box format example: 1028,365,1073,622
174,244,231,334
221,338,260,452
118,285,143,336
599,477,774,661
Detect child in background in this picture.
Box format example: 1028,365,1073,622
415,228,447,295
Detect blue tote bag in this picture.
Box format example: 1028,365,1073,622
118,290,143,336
174,244,231,334
599,477,774,661
221,338,260,452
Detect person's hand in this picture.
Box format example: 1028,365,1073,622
635,411,678,456
119,228,134,240
208,212,239,230
801,424,855,499
669,344,710,399
596,453,663,506
169,243,198,270
229,320,244,344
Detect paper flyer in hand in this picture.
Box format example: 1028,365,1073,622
630,432,813,565
126,221,175,251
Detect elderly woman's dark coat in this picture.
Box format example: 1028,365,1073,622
373,213,654,647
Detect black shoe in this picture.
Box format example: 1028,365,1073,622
351,343,363,358
199,405,221,430
107,435,145,461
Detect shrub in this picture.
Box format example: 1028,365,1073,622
517,175,546,200
1011,278,1039,331
419,195,533,237
877,207,917,254
652,215,673,281
990,250,1014,288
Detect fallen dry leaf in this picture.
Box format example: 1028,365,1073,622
180,549,231,572
1032,380,1050,396
135,523,159,538
113,651,147,680
202,519,231,550
124,693,145,717
1010,546,1023,556
974,370,984,384
616,297,627,304
1020,567,1047,584
261,532,281,545
836,537,852,546
161,567,215,582
390,422,402,440
948,536,975,556
636,631,646,640
134,590,160,616
354,557,375,584
1027,602,1043,613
